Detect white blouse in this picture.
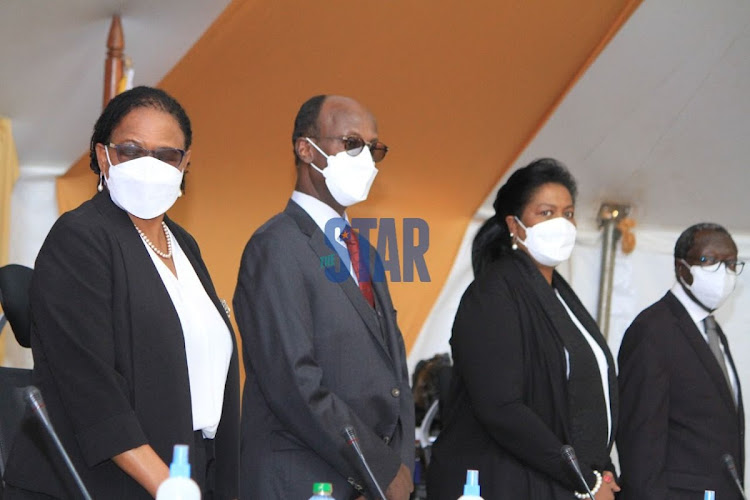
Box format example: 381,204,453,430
142,226,233,439
555,289,613,442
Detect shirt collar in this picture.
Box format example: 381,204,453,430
671,281,711,324
291,191,348,242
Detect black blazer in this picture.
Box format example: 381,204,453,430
617,291,745,500
233,200,414,500
3,192,240,499
426,251,618,500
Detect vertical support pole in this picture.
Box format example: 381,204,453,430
596,203,630,339
103,15,124,109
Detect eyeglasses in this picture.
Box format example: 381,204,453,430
314,136,389,163
692,256,745,275
106,142,186,168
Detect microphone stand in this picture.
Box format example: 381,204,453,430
342,425,388,500
561,445,595,500
723,453,747,500
24,386,93,500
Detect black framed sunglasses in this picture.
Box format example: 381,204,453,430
695,255,745,275
317,136,389,163
106,142,186,168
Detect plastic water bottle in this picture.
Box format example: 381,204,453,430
457,470,484,500
309,482,336,499
156,444,201,500
704,491,715,500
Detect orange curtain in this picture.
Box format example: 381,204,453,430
58,0,643,357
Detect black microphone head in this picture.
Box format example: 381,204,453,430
561,444,578,464
342,425,358,444
24,385,43,407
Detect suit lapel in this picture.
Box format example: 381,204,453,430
665,292,738,414
514,252,618,449
717,324,744,442
165,217,235,337
284,201,389,357
554,274,619,448
512,254,577,443
724,328,746,472
92,192,191,410
367,240,402,369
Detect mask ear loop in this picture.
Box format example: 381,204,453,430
304,137,330,173
676,258,694,289
304,137,329,158
99,146,116,192
513,216,528,248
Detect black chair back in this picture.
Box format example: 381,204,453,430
0,264,33,348
0,264,34,490
0,367,32,481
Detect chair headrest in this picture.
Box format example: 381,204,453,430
0,264,33,348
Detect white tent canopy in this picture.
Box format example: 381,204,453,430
409,0,750,478
410,0,750,372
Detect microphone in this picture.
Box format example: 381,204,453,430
722,453,747,500
342,425,387,500
561,445,595,500
24,386,93,500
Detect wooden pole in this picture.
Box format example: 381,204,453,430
103,15,124,109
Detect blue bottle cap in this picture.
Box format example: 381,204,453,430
169,444,191,478
463,469,480,496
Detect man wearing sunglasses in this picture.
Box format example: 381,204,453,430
617,223,746,500
233,95,414,500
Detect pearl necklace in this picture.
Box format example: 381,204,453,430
134,221,173,259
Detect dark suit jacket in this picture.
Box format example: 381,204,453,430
233,200,414,500
3,192,240,499
426,251,618,500
617,291,745,500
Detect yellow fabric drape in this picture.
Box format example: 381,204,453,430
0,117,18,265
0,117,21,363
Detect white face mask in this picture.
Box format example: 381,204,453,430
679,260,737,311
305,138,379,207
515,216,577,267
104,148,184,219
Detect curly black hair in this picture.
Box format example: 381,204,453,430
89,86,192,176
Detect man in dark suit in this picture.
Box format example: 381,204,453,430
233,95,414,500
618,222,745,499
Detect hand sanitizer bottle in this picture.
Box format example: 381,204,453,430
457,469,484,500
156,444,201,500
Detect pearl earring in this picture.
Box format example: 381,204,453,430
510,232,518,250
97,173,103,192
177,189,183,198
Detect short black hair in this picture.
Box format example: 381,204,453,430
291,95,327,166
89,86,192,175
674,222,732,259
472,158,577,276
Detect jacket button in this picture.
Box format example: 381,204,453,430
382,435,391,444
391,388,400,398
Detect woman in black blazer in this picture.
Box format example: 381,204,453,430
426,159,620,499
3,87,239,499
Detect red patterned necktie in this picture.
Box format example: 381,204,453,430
340,227,375,308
